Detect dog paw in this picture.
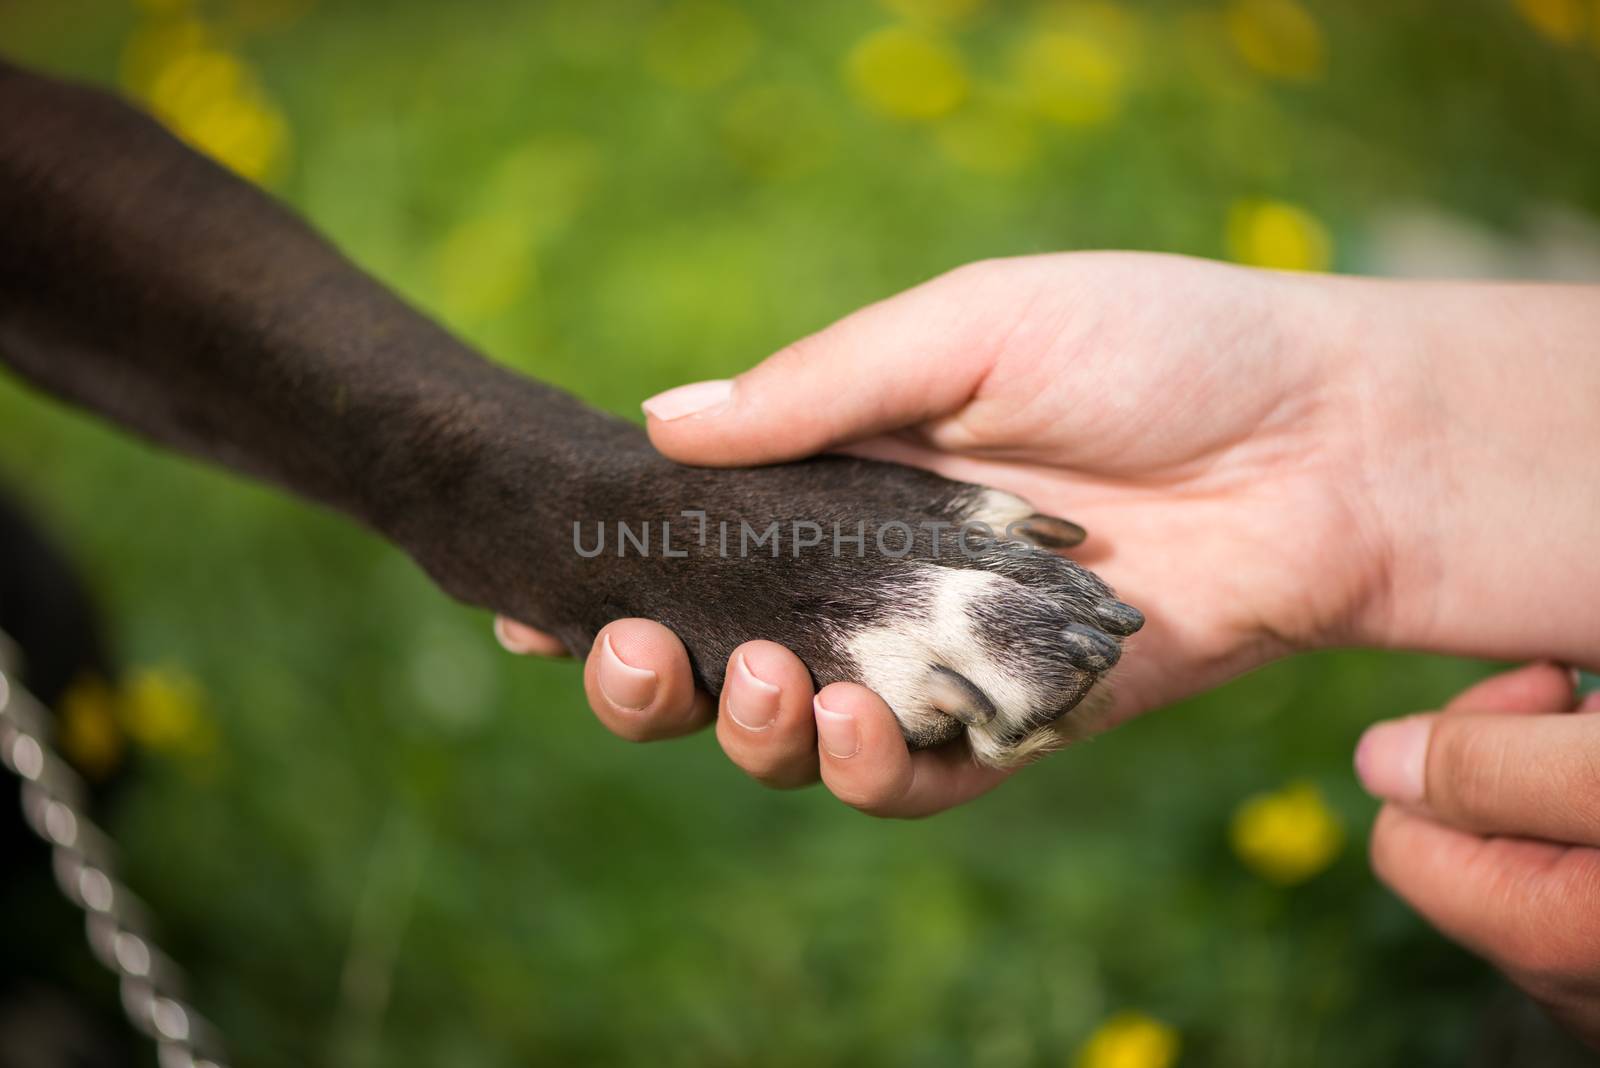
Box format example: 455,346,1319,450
551,453,1141,769
832,488,1141,767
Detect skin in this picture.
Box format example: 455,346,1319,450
1363,662,1600,1048
4,62,1591,1042
497,252,1600,1038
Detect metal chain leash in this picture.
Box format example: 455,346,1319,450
0,631,229,1068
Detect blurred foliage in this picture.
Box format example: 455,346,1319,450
1,0,1597,1064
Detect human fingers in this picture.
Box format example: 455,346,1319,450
714,641,822,789
493,615,571,657
1356,671,1599,845
811,681,1010,818
640,263,1015,466
580,619,713,742
1368,802,1600,1042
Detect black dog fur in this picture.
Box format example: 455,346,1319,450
0,61,1140,767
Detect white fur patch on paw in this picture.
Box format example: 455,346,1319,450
844,565,1102,768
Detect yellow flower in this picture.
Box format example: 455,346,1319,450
1225,198,1333,272
845,25,970,120
146,47,249,117
1230,779,1344,885
58,674,125,781
122,18,291,184
1513,0,1586,44
1076,1011,1180,1068
120,665,217,759
178,88,290,183
644,0,758,91
1226,0,1326,81
1011,30,1126,126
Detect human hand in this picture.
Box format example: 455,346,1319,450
500,252,1401,814
1359,662,1600,1048
499,253,1599,816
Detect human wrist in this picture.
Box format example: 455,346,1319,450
1218,269,1411,656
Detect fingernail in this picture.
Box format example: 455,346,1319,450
726,652,780,732
814,695,859,759
493,616,529,653
642,379,733,421
1355,716,1432,804
598,634,657,711
494,616,557,655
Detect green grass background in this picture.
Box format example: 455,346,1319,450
2,0,1597,1064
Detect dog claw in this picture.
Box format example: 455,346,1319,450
1092,599,1145,636
1010,514,1087,549
1060,623,1121,671
926,665,998,727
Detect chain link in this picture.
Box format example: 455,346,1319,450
0,631,229,1068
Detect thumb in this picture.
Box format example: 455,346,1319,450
1354,664,1591,842
1352,662,1576,813
640,265,1005,466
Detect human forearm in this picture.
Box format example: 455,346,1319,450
1334,277,1600,666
